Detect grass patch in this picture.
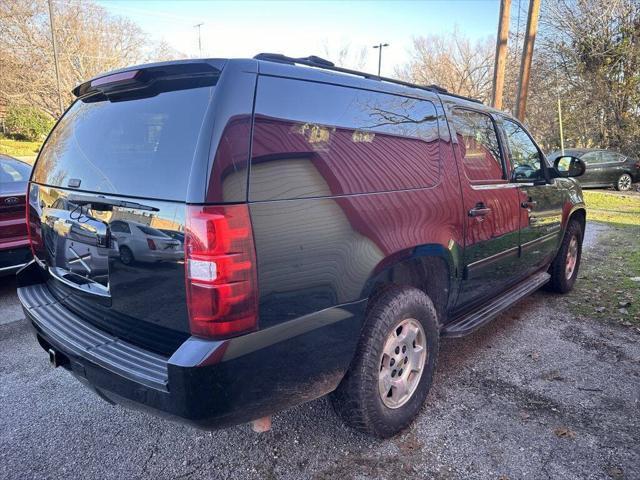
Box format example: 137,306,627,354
582,190,640,226
565,225,640,326
0,135,41,163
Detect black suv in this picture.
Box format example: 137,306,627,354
18,55,587,438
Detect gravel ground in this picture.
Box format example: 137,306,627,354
1,223,638,480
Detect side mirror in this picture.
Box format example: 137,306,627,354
554,155,585,178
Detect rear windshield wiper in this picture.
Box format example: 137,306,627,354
67,194,160,212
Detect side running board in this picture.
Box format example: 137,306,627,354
441,271,550,337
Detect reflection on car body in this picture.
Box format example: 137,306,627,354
110,220,182,265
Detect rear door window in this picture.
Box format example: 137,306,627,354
601,152,623,164
451,109,504,182
33,86,214,201
250,77,441,201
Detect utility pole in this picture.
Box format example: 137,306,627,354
373,43,389,76
515,0,541,121
554,59,565,155
491,0,511,109
194,23,204,56
47,0,64,117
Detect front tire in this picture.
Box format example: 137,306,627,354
615,173,632,191
330,286,439,438
548,219,583,293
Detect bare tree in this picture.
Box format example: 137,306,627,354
0,0,182,118
322,41,368,70
397,30,495,103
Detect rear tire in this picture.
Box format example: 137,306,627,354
547,219,583,293
330,286,439,438
615,173,632,191
119,246,134,265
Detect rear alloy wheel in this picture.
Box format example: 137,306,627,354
378,318,427,409
330,286,439,438
616,173,632,191
119,246,134,265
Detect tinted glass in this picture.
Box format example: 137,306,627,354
250,77,441,200
33,86,214,201
0,158,31,184
451,109,503,181
110,221,130,233
601,152,622,163
581,151,601,164
502,119,543,181
137,225,167,237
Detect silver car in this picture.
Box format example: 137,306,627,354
110,220,183,264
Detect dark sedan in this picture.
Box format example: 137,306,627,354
548,148,640,191
0,154,32,275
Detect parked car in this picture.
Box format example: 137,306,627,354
548,148,640,191
110,220,182,264
159,228,185,244
0,154,32,276
18,55,587,438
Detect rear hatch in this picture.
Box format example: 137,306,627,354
27,62,222,355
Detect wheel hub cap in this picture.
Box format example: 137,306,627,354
378,318,427,409
565,235,578,280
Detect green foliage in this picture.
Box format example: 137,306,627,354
583,190,640,227
0,135,41,162
4,106,54,142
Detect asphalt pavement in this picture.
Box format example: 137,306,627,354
1,223,638,480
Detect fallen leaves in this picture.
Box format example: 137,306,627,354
553,426,576,439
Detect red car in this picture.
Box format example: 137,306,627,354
0,154,32,275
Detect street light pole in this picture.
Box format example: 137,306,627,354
47,0,64,117
194,23,204,56
373,43,389,76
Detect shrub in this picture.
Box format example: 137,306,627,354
4,106,55,142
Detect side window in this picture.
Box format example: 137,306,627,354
111,221,130,234
502,119,544,182
601,152,622,164
250,76,441,201
581,151,600,164
451,109,504,182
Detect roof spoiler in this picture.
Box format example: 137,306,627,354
72,60,224,98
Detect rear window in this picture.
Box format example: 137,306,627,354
33,86,214,201
1,158,31,184
136,225,167,237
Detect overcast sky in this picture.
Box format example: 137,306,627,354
96,0,501,76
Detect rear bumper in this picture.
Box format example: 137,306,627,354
0,246,31,276
18,279,365,429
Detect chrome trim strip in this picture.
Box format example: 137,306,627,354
0,262,29,273
470,183,521,190
464,245,519,279
521,229,561,250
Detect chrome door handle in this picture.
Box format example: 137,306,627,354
468,203,491,217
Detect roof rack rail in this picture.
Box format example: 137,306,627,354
253,53,483,104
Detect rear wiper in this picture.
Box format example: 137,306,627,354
67,194,160,212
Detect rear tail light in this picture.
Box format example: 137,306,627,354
634,161,640,169
147,238,157,250
25,185,42,257
184,204,258,339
